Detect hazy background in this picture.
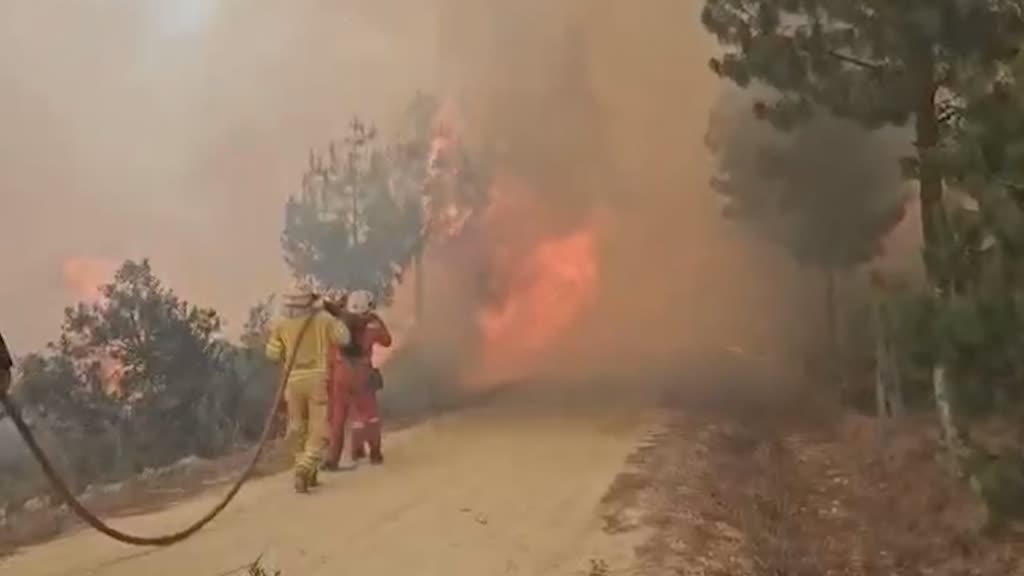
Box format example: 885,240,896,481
0,1,443,353
0,1,915,374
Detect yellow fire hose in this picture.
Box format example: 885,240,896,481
0,314,313,547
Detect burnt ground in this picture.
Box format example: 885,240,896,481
598,378,1024,576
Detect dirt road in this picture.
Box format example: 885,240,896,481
1,381,658,576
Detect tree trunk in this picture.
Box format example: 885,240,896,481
914,48,968,464
872,291,904,420
873,296,889,419
413,249,424,323
889,366,905,417
823,268,841,385
933,364,971,465
914,47,947,288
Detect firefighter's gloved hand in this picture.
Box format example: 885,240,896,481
323,299,344,318
0,368,10,398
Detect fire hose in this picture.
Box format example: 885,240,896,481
0,314,314,547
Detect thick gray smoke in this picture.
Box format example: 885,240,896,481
2,1,821,388
423,0,820,383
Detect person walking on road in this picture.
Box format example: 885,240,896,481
265,281,350,493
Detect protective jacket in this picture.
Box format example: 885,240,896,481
266,307,349,488
324,311,391,465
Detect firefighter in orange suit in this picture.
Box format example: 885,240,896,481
321,291,352,471
330,289,391,465
265,281,350,492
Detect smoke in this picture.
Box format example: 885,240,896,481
414,0,819,384
62,258,118,303
2,1,825,392
0,1,441,352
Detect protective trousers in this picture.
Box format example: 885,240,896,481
348,359,382,461
285,373,329,478
324,375,350,467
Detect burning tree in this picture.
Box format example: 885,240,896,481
281,94,490,312
396,93,491,319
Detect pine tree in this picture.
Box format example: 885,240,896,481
709,92,906,385
701,0,1024,462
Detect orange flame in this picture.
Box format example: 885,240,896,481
470,177,603,383
386,103,605,384
370,99,475,368
424,100,475,239
478,227,599,362
61,257,125,394
62,257,118,303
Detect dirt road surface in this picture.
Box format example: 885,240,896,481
1,381,659,576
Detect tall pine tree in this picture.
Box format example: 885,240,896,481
701,0,1024,462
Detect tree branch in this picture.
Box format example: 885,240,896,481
937,107,962,125
826,49,887,72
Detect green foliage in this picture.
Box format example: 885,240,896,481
940,53,1024,273
701,1,1024,132
701,1,1024,290
882,281,1024,417
703,5,1024,520
709,93,907,272
55,260,233,465
227,297,279,441
281,95,490,304
9,259,259,488
971,450,1024,529
12,352,121,487
281,118,424,303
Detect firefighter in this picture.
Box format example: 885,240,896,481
321,290,353,471
339,290,392,464
265,281,350,493
0,329,12,398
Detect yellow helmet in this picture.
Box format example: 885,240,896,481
281,278,316,309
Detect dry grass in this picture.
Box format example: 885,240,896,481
599,379,1024,575
246,555,281,576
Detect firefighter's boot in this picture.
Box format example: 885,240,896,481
294,471,309,494
351,426,367,461
367,422,384,465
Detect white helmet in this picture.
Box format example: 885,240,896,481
345,290,375,315
322,287,346,302
281,278,316,309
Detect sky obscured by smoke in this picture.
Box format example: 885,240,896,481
0,1,441,352
1,0,853,376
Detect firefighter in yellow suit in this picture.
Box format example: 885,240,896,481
265,281,350,493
